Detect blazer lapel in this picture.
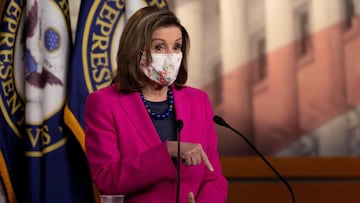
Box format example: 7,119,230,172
173,87,192,141
118,92,161,147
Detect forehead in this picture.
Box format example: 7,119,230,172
151,26,182,40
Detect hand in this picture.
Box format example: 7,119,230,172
167,141,214,172
187,192,196,203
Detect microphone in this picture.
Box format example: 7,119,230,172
176,120,183,203
213,115,296,203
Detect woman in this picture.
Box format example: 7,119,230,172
85,6,228,203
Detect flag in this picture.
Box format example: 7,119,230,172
0,2,18,203
0,0,94,202
65,0,168,150
0,0,27,202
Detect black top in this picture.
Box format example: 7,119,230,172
146,100,177,142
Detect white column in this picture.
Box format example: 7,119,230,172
266,0,295,51
313,0,348,152
260,0,299,145
220,0,249,73
219,0,255,155
312,0,344,32
174,0,203,88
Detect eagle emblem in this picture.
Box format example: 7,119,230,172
24,0,63,88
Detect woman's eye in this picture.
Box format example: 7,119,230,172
173,44,181,51
153,45,164,51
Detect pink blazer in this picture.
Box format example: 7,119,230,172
85,85,228,203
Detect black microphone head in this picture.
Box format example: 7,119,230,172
213,115,229,127
176,120,183,131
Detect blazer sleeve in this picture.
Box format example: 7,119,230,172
84,91,177,195
196,93,228,203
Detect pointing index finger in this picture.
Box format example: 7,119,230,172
201,151,214,172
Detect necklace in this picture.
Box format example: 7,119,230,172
140,87,174,120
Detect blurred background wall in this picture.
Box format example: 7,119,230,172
69,0,360,157
168,0,360,157
67,1,360,202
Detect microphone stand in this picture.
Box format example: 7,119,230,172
213,115,296,203
176,120,183,203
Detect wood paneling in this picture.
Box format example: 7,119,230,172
221,157,360,203
227,182,360,203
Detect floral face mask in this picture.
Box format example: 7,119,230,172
140,51,183,86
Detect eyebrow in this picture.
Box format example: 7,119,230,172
151,38,183,42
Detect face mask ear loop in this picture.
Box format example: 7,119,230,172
141,50,153,65
139,50,148,68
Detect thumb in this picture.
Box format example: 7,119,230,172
187,192,195,203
